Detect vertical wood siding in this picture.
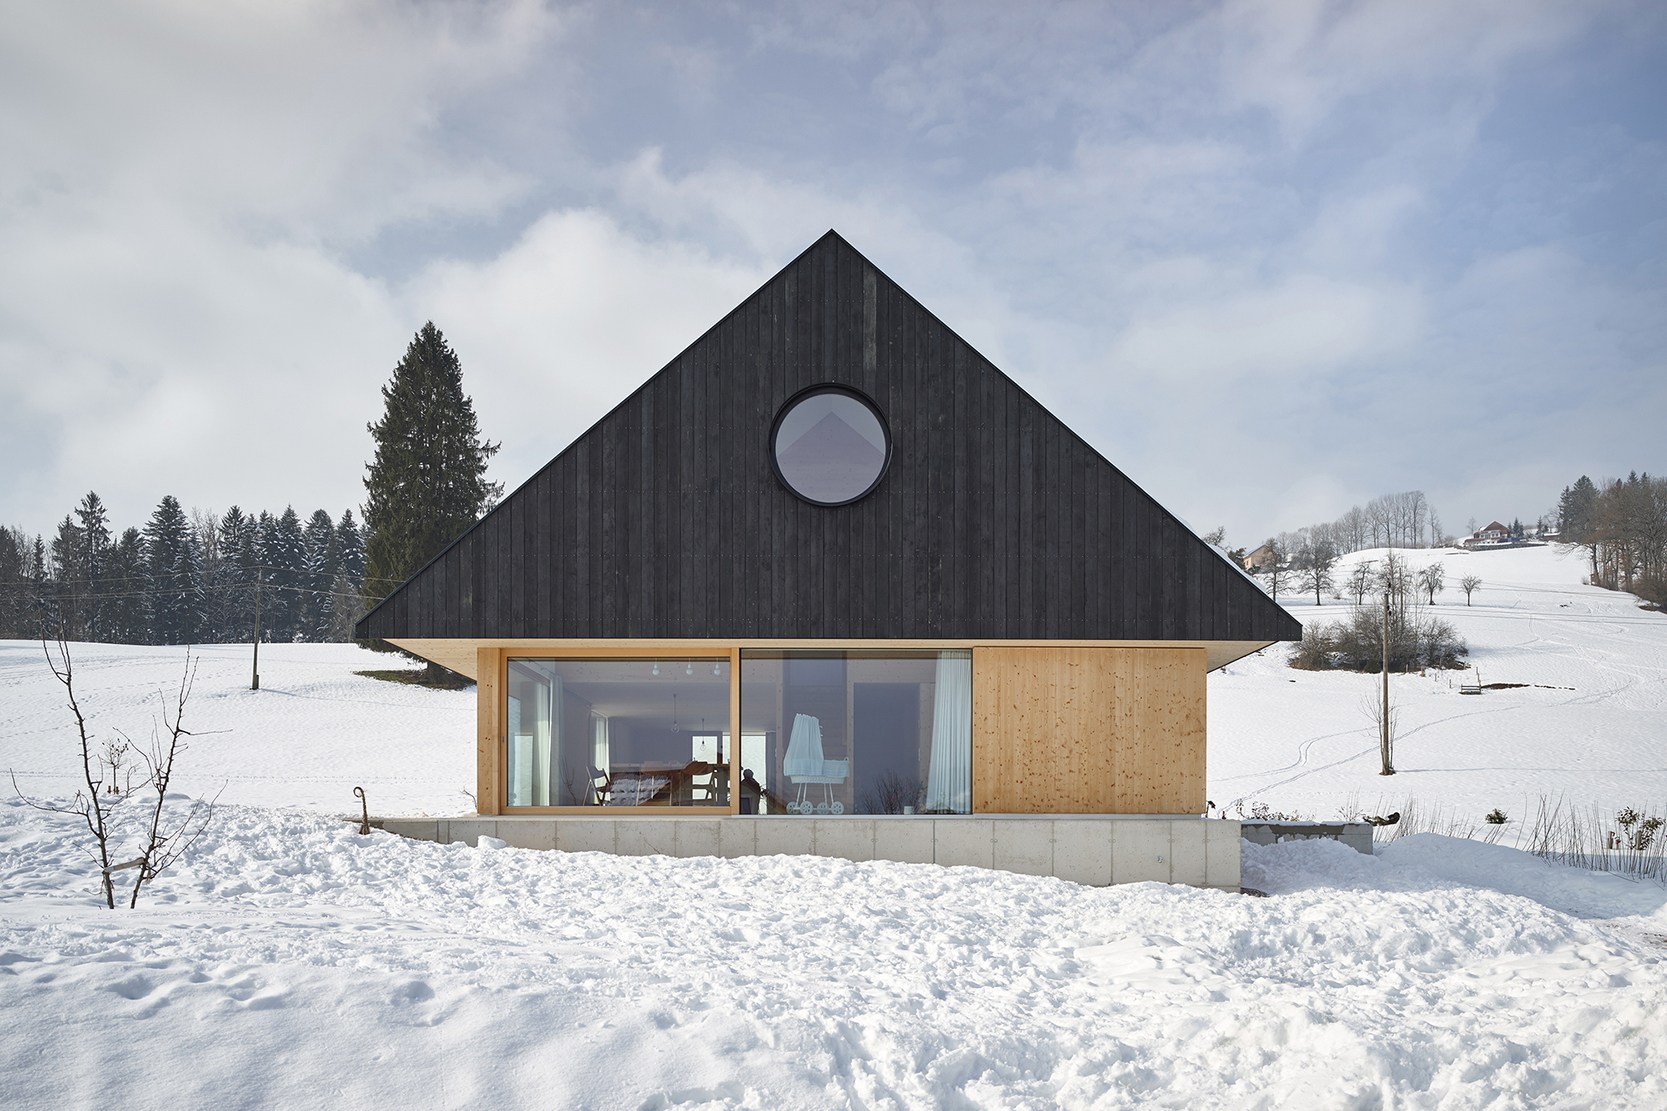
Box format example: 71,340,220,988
360,232,1301,646
970,645,1206,814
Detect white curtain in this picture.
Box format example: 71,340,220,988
508,696,532,808
533,670,562,806
924,651,972,813
591,713,610,774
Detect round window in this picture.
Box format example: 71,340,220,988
770,385,891,506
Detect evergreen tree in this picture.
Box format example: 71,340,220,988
0,526,25,639
362,323,500,623
48,514,83,637
144,495,202,644
218,506,258,641
260,507,306,642
322,510,367,642
105,527,150,643
300,509,338,640
1559,475,1602,578
28,535,48,637
336,509,365,586
73,492,112,638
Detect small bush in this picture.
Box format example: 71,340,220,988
1287,623,1336,670
1485,808,1508,825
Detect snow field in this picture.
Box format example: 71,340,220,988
3,799,1667,1109
1209,544,1667,828
0,640,475,815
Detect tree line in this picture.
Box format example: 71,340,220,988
0,493,372,645
1558,472,1667,608
0,321,502,651
1260,490,1444,567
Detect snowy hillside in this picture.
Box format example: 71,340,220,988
1210,543,1667,829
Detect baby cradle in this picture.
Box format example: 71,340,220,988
781,712,848,815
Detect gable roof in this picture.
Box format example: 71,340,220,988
356,231,1300,651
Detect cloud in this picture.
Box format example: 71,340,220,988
1106,274,1424,382
0,0,563,533
402,208,771,490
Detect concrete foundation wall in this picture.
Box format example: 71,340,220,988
376,815,1242,890
1238,820,1374,854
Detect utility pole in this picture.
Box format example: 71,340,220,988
1379,586,1393,775
251,569,261,691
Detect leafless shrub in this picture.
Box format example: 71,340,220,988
10,636,217,908
1522,797,1666,883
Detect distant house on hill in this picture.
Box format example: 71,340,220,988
356,230,1300,890
1461,522,1511,549
1242,543,1278,571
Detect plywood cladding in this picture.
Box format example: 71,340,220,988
476,647,501,815
971,646,1205,815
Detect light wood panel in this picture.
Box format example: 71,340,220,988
476,646,501,815
388,637,1271,680
972,646,1205,815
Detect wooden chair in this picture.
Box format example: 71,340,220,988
685,763,719,804
589,766,613,807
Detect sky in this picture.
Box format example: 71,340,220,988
2,0,1663,551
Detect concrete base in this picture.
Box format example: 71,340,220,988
376,815,1242,890
1238,820,1374,854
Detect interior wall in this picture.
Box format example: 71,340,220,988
970,646,1206,815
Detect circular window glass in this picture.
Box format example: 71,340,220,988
771,386,891,506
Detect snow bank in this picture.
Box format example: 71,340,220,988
4,800,1666,1108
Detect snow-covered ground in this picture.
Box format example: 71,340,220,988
3,542,1666,1107
0,641,475,816
2,799,1665,1109
1211,543,1667,830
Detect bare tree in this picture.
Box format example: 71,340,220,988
1417,562,1446,605
1459,574,1482,606
1297,538,1337,605
1347,559,1377,606
1261,537,1289,600
126,654,216,907
10,636,215,908
1362,685,1398,776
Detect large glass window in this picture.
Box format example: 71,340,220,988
739,650,971,816
505,658,729,808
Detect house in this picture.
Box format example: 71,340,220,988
1462,521,1512,549
1242,543,1278,572
356,231,1301,888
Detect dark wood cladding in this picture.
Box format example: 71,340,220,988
358,231,1301,646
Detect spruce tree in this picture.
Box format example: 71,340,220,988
144,495,202,644
301,508,338,641
362,323,501,619
259,507,305,643
0,527,24,639
49,514,84,637
73,492,112,638
106,527,150,643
